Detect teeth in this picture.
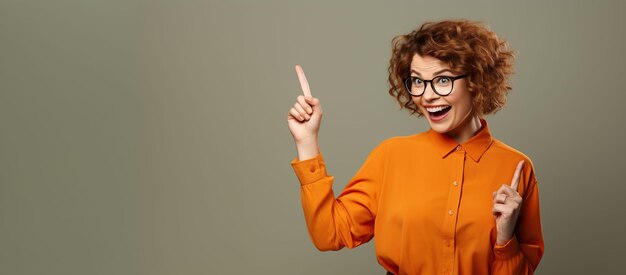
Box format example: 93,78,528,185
426,106,450,113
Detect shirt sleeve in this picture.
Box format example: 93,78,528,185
290,141,386,251
491,169,545,274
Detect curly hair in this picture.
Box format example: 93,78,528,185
388,19,516,117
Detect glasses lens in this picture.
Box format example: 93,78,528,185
406,77,424,95
433,76,453,95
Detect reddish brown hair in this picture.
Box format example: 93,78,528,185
388,19,516,116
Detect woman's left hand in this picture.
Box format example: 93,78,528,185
492,160,525,245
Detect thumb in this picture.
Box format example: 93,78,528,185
305,96,320,108
304,96,322,114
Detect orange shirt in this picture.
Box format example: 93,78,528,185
290,119,544,275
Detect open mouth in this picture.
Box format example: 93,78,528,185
426,105,451,119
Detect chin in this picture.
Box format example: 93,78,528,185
428,122,454,134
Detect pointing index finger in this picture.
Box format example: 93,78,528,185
510,160,525,191
295,64,312,98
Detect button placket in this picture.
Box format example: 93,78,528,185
441,148,466,273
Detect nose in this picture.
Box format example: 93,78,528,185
422,82,439,102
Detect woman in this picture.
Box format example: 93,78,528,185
287,19,544,275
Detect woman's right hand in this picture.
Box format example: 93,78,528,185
287,65,323,143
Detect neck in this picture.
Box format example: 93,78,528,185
447,115,482,144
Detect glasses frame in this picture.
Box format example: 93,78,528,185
403,74,467,97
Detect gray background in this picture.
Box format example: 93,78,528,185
1,0,625,274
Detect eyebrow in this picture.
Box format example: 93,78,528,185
411,69,453,77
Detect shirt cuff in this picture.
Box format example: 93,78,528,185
493,235,520,260
290,153,329,186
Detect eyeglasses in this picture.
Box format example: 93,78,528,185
403,74,467,97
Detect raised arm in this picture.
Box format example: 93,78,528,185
287,64,385,250
491,166,545,274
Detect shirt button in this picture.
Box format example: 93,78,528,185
448,209,454,216
446,240,451,247
453,181,458,186
456,146,461,151
310,167,316,172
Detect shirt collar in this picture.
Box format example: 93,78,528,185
425,118,494,162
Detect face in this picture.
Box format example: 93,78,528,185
410,53,474,134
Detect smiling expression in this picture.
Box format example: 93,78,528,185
410,53,475,135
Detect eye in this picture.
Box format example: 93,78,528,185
437,77,451,84
413,77,423,84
